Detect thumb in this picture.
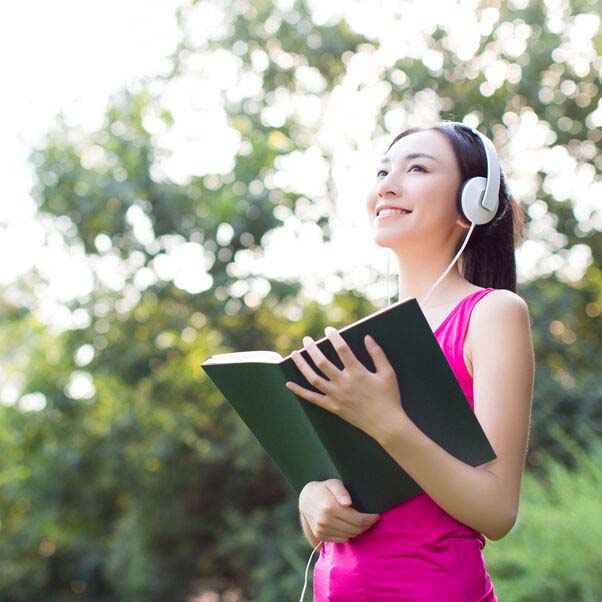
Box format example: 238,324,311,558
324,479,352,505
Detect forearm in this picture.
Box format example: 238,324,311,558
376,414,516,540
299,511,322,548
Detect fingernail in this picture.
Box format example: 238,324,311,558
339,496,351,503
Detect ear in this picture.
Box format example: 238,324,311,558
455,214,471,229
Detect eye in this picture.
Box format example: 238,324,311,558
376,163,426,178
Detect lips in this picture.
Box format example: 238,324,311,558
375,205,411,217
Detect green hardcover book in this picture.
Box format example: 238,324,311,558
200,296,496,514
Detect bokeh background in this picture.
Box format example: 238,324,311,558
1,0,601,600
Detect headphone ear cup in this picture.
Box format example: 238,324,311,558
460,176,496,225
457,180,470,224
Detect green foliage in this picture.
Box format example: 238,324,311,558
1,0,601,599
487,424,602,601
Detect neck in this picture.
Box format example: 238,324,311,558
390,249,466,309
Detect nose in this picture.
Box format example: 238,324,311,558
376,170,401,199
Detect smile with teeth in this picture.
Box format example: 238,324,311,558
377,208,410,218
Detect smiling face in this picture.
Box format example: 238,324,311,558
366,128,469,254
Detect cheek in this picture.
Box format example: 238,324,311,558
411,177,458,214
365,188,378,213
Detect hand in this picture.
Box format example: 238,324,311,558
299,479,380,543
285,327,408,442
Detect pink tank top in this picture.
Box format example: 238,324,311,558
312,287,499,602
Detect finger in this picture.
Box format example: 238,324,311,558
322,524,367,541
285,379,329,408
324,326,362,371
321,482,378,529
322,515,376,540
318,523,358,539
322,479,352,505
324,534,350,543
301,336,342,382
364,334,394,375
338,507,381,529
290,348,332,394
330,512,375,533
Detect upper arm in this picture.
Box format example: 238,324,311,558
467,289,535,519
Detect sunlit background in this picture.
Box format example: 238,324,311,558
4,0,599,334
1,0,601,600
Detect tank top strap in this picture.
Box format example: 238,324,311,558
435,287,497,407
451,287,497,348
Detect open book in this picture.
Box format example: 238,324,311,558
201,296,496,514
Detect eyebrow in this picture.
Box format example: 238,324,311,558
379,152,440,164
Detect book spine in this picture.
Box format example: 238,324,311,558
280,351,422,514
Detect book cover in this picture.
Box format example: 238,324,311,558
201,296,496,513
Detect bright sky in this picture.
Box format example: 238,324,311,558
1,0,598,334
0,0,180,281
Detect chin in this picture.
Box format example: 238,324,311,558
372,229,418,249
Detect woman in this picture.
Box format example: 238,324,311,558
287,122,535,601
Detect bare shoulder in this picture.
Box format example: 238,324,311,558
473,288,530,327
465,287,534,378
464,289,532,376
469,288,530,338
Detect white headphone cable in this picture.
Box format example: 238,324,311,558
420,222,475,308
386,248,392,306
299,539,323,601
386,223,475,308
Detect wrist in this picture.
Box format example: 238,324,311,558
374,411,412,449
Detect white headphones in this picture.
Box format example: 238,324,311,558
454,123,501,226
386,122,503,307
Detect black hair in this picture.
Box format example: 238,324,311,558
385,121,525,293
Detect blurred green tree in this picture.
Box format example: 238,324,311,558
1,0,600,600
